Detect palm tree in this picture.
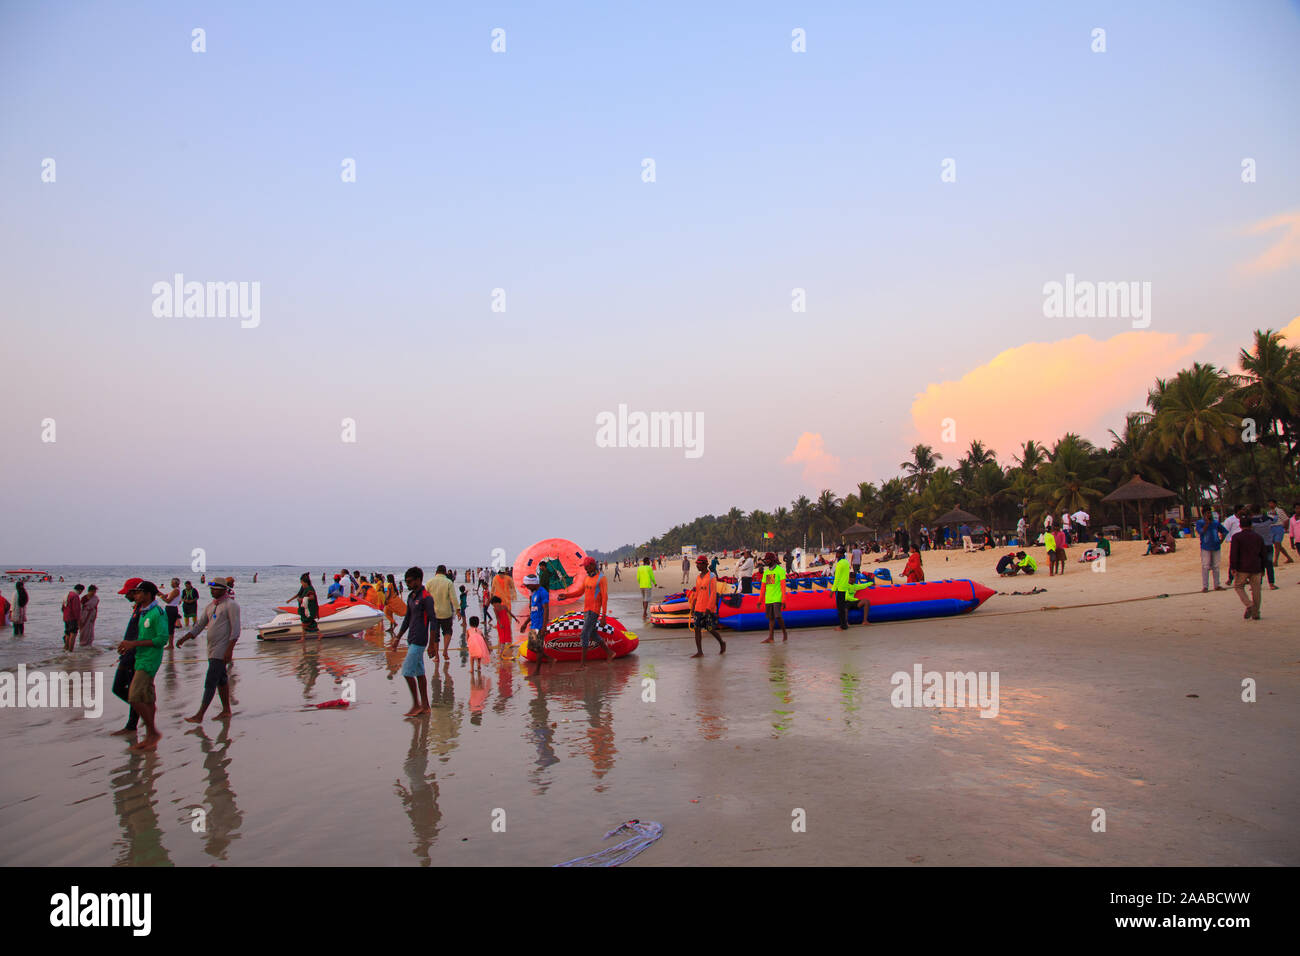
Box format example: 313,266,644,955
1234,328,1300,485
790,495,813,548
1147,363,1243,512
815,489,843,544
900,444,942,493
1033,435,1109,520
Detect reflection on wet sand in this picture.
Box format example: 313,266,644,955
110,751,172,866
427,661,463,762
523,674,559,795
693,662,729,741
189,723,243,861
768,653,796,736
394,718,440,866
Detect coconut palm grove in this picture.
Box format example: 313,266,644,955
606,329,1300,556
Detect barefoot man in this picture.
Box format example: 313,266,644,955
568,556,616,669
175,576,241,723
390,566,438,717
759,551,789,644
116,581,168,751
687,554,726,657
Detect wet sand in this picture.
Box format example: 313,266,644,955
1,542,1296,866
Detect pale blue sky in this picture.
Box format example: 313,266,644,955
2,1,1297,564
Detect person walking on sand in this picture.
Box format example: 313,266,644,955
427,565,457,659
1229,508,1266,620
1195,509,1228,592
175,576,241,722
109,578,146,737
466,615,490,674
760,552,788,643
517,573,553,673
565,556,616,668
1016,515,1027,546
687,555,726,657
62,583,83,651
160,578,182,648
636,556,657,620
117,581,168,751
681,553,691,585
288,573,321,641
1266,499,1294,565
902,548,925,584
491,568,518,657
389,566,439,718
77,585,99,646
181,580,199,630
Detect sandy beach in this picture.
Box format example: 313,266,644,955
1,544,1296,866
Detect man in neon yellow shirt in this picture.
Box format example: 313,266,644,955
832,546,852,630
759,551,789,643
1016,551,1037,574
636,556,657,621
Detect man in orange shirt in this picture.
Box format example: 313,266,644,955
688,554,727,658
576,556,615,669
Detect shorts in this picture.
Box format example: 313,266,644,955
401,643,426,678
204,657,229,690
579,611,606,649
127,669,156,706
1270,526,1284,544
765,602,784,621
640,588,653,601
692,610,718,631
435,617,453,638
166,606,179,631
63,620,78,635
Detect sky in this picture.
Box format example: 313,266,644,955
1,0,1298,565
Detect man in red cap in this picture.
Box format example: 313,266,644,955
688,554,726,657
110,578,146,736
577,556,614,668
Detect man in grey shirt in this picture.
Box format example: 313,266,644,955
176,576,241,723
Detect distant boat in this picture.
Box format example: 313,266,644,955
3,569,53,583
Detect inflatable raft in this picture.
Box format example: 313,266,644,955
715,577,994,630
518,612,639,661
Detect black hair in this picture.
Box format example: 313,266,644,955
469,615,480,627
405,566,423,581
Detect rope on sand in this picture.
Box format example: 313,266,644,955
554,820,664,867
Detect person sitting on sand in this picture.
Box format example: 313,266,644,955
175,576,241,723
996,552,1019,576
1016,551,1037,575
902,548,924,584
1093,532,1111,556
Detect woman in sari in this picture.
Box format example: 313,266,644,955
78,585,100,646
383,573,406,632
902,549,925,584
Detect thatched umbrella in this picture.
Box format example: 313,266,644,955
1101,475,1176,539
840,522,874,541
933,508,982,525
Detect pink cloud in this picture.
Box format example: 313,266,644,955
1239,210,1300,275
784,432,842,484
909,331,1211,460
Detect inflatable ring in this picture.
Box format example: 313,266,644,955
513,538,591,609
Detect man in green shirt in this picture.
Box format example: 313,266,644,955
1016,551,1038,574
759,552,789,643
636,557,657,621
116,581,168,751
832,546,852,630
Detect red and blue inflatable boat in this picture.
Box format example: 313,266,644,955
716,577,995,630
